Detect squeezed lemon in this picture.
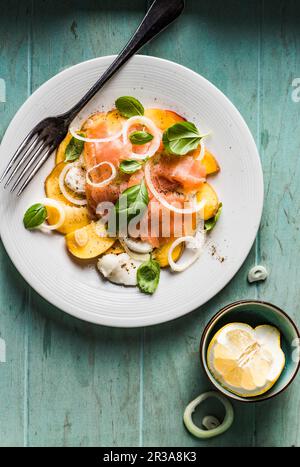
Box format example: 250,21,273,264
207,323,285,397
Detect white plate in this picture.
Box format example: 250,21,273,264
0,55,263,327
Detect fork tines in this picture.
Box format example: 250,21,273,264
0,127,52,196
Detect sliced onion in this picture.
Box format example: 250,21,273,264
74,229,89,247
86,161,116,188
195,132,211,161
69,126,123,144
123,236,153,254
119,238,150,262
40,198,66,231
167,230,206,272
145,162,206,215
183,392,234,439
58,163,87,206
122,116,161,161
196,139,205,161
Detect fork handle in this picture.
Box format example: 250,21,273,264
63,0,185,122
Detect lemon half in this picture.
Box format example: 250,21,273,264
207,323,285,397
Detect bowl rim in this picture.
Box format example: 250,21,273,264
199,299,300,403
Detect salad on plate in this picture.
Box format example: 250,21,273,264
23,96,222,294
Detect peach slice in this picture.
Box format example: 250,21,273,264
45,162,85,207
66,222,116,259
153,238,183,268
201,149,220,175
144,108,185,131
196,182,219,220
46,205,90,235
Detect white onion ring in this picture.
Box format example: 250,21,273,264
123,236,153,254
119,238,150,262
196,140,205,161
122,116,161,161
86,161,116,188
58,163,87,206
74,229,89,247
167,231,205,272
195,132,212,161
183,392,234,439
69,126,123,144
40,198,66,231
144,162,206,214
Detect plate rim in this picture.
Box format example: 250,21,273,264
0,54,264,328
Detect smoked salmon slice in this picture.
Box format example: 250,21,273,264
83,111,206,245
151,154,206,192
84,114,131,211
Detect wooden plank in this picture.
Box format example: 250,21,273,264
255,0,300,447
27,299,142,446
24,0,145,447
0,0,30,447
1,0,300,448
143,0,260,447
30,0,147,85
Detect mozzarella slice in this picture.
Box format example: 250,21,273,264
97,253,141,286
65,166,86,194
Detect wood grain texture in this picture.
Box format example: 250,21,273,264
0,0,299,447
254,0,300,447
0,0,30,447
26,0,144,447
143,0,259,448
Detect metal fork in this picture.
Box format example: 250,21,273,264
0,0,184,195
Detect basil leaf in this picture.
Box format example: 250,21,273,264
23,203,47,230
137,257,160,294
65,133,85,162
163,121,203,156
114,179,149,229
205,203,222,231
115,96,144,118
119,160,143,174
129,131,153,145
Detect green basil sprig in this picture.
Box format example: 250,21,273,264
163,121,204,156
65,133,85,162
119,160,143,174
205,203,222,231
115,179,149,225
115,96,144,118
137,256,160,294
23,203,47,230
129,130,153,145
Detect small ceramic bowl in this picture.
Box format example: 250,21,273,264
200,300,300,402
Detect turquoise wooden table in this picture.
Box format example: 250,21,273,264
0,0,300,447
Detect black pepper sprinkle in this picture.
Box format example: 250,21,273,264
210,245,225,263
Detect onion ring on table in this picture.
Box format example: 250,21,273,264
58,163,87,206
183,392,234,439
122,116,161,161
